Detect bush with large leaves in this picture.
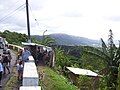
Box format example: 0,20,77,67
81,30,120,89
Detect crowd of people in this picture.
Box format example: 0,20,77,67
0,46,32,87
0,45,12,87
0,45,53,87
16,47,31,81
36,47,53,66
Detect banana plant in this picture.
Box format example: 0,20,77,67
81,30,120,89
42,36,55,46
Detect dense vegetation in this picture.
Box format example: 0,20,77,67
0,30,28,45
54,30,120,90
0,30,40,45
38,66,78,90
1,30,120,89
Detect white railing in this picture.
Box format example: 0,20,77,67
8,44,23,51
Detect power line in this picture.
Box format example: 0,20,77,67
29,5,40,27
8,0,23,9
12,0,22,5
0,4,25,23
0,4,25,22
29,5,50,31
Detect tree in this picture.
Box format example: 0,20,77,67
81,29,120,89
1,30,27,45
42,36,55,46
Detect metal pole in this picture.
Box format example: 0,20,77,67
26,0,31,43
42,30,47,43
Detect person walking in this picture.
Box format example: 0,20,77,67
7,50,12,67
0,54,3,87
2,55,10,74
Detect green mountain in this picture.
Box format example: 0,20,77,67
33,33,100,46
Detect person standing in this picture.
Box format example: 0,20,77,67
7,50,12,67
36,47,43,65
15,49,23,66
3,45,8,54
22,47,31,62
0,54,3,87
2,55,10,74
17,60,23,81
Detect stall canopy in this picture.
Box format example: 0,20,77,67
66,67,98,77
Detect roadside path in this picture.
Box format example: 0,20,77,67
0,50,17,90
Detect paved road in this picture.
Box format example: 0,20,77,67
0,49,17,90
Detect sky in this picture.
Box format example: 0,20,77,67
0,0,120,40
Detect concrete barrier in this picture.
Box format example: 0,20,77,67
22,61,39,86
20,86,41,90
28,56,34,62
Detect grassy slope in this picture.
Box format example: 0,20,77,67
4,67,19,90
38,66,78,90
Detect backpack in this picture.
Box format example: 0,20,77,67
3,56,9,63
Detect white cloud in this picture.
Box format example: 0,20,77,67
0,0,120,40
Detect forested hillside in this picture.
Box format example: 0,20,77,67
0,30,28,45
33,33,100,46
0,30,41,45
0,30,99,46
53,30,120,90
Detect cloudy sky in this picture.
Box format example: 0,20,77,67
0,0,120,40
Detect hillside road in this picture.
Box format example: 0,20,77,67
0,49,17,90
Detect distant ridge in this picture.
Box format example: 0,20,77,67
33,33,100,46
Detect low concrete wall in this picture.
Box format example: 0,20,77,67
20,86,41,90
22,59,39,86
8,44,40,89
28,56,34,62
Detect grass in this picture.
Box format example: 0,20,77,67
4,67,19,90
38,66,78,90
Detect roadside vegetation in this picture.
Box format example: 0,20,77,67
0,30,120,89
38,66,78,90
53,30,120,90
4,67,18,90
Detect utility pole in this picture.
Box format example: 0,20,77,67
42,30,47,43
26,0,31,43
